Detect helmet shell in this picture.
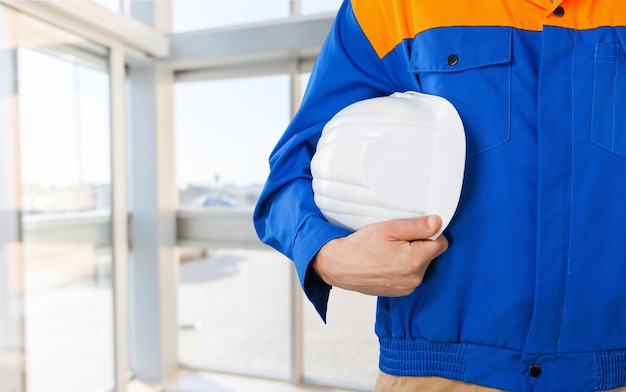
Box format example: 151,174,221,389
310,91,466,239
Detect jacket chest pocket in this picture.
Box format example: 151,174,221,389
591,32,626,159
409,27,512,158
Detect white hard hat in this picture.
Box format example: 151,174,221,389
310,91,466,239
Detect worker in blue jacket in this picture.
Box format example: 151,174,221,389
254,0,626,390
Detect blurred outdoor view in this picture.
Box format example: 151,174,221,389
174,74,288,210
19,46,111,216
173,0,343,209
16,16,115,390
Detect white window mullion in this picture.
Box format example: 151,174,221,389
288,60,304,385
127,62,178,383
127,1,178,383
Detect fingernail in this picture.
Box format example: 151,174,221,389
428,215,438,228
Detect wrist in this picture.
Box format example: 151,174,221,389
312,238,340,286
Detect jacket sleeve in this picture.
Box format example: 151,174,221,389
253,0,401,320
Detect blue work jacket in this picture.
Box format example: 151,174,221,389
254,0,626,390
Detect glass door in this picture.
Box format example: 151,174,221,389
1,5,116,391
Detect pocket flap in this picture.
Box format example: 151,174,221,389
409,27,512,73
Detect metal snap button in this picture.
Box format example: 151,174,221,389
553,6,564,17
529,364,542,377
447,54,459,66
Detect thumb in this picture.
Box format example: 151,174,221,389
387,215,442,242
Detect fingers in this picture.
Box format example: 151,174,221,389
312,215,450,297
384,215,443,242
409,232,449,265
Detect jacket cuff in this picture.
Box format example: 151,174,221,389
293,215,351,322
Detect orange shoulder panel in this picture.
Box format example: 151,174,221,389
351,0,626,59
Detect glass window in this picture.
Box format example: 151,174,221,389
16,16,114,392
175,74,291,376
178,248,291,376
175,74,289,208
93,0,122,12
175,67,378,387
172,0,290,33
303,289,378,388
19,48,111,214
301,0,342,15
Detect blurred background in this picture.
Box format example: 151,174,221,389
0,1,378,391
